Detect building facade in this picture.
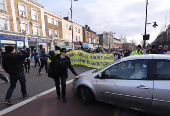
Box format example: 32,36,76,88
0,0,48,53
62,17,83,48
44,10,63,50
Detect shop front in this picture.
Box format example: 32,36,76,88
37,38,48,53
0,34,25,51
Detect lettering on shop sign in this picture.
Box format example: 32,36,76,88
0,34,23,40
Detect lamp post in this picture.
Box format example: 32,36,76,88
50,34,54,50
70,0,78,49
22,30,29,48
143,0,158,48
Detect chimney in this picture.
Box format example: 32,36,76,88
88,27,90,30
85,25,88,30
63,17,69,21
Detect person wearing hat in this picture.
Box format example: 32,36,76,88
50,48,78,102
150,42,157,51
2,46,30,106
130,45,143,56
156,45,163,54
160,45,169,54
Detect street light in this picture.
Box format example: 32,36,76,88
70,0,78,49
49,34,54,50
143,0,158,48
22,30,29,47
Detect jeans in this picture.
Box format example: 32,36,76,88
0,73,7,81
54,75,67,98
6,73,27,100
34,58,40,68
24,61,30,71
39,60,47,73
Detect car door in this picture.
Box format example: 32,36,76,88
96,59,153,110
150,59,170,115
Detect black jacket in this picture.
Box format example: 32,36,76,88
48,51,55,60
50,54,77,78
2,48,30,75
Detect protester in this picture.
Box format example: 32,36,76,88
124,50,130,57
37,45,48,76
156,45,163,54
159,45,169,54
141,47,146,54
114,51,120,61
150,42,157,51
24,49,31,73
48,49,55,60
2,46,30,106
34,49,40,69
50,48,78,102
130,45,143,56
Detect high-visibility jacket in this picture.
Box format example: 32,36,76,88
130,50,143,56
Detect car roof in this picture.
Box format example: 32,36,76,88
120,54,170,62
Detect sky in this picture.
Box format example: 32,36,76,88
38,0,170,44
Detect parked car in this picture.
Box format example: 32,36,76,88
72,54,170,116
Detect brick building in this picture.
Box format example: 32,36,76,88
44,10,63,50
0,0,48,52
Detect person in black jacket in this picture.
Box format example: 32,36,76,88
2,46,30,106
48,49,55,60
50,48,78,102
37,45,48,76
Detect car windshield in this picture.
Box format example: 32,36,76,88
92,59,121,73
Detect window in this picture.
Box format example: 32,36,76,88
76,36,78,41
79,36,80,41
54,30,58,38
49,29,53,36
48,18,52,24
0,0,5,11
31,8,38,21
20,23,27,32
92,34,93,38
75,28,77,32
0,18,7,30
153,60,170,80
66,34,69,40
93,39,95,43
89,33,90,37
86,32,88,35
54,20,58,26
32,26,39,35
78,29,80,33
104,60,148,80
18,3,26,17
66,24,68,29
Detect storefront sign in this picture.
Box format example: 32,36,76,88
28,37,37,42
0,34,24,41
37,38,47,43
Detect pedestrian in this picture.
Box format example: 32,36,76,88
130,45,143,56
159,45,169,54
50,48,78,102
48,49,55,60
156,45,163,54
0,73,8,83
24,49,31,73
2,46,30,106
34,49,40,69
37,45,48,76
150,42,157,51
114,51,120,61
141,47,146,54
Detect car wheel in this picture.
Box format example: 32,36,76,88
80,86,94,105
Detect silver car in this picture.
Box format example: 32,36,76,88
72,54,170,116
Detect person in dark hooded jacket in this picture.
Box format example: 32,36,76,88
2,46,30,106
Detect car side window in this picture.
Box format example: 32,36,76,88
104,60,148,80
153,60,170,80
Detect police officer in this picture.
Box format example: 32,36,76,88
130,45,143,56
50,48,78,102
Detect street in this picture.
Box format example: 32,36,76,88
0,64,158,116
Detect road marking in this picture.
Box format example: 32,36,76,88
114,107,120,116
0,79,73,116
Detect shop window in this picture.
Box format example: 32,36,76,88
49,29,53,36
66,24,68,29
0,18,7,30
33,26,39,35
54,20,58,26
55,30,58,38
31,8,38,21
18,3,27,17
48,17,52,24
